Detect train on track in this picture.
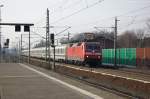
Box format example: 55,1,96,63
22,42,102,67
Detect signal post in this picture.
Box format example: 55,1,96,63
0,23,34,63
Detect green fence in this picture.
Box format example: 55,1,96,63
102,48,136,67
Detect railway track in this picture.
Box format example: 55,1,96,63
57,62,150,82
59,69,140,99
22,56,150,98
26,58,139,98
54,63,150,99
119,68,150,76
23,56,150,82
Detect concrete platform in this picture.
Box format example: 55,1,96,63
0,63,126,99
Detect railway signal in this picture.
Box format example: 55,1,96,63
50,33,54,47
50,33,55,70
0,23,34,63
24,25,30,32
15,25,30,32
15,25,21,32
3,38,9,48
6,39,9,44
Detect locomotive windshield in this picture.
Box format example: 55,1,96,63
85,43,100,52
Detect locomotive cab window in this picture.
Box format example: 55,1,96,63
86,44,100,52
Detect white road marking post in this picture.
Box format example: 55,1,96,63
19,63,103,99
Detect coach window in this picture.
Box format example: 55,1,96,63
51,49,53,53
61,48,62,53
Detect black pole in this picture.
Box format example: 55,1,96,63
28,30,30,63
0,6,2,63
21,34,22,62
53,46,55,71
114,17,117,67
46,8,50,67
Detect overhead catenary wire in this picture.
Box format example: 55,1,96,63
51,0,104,24
34,1,150,35
30,31,46,39
119,18,149,30
70,4,150,27
50,0,83,15
117,5,150,18
32,0,150,38
34,0,84,27
118,11,150,30
32,11,47,25
30,25,71,40
55,27,71,36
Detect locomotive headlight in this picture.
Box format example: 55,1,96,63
86,55,89,58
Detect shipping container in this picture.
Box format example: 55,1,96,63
136,48,150,68
102,48,150,68
102,49,114,65
102,48,136,67
102,49,106,64
126,48,136,67
145,48,150,66
119,48,126,65
116,49,120,64
136,48,144,66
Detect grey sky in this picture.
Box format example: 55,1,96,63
1,0,150,48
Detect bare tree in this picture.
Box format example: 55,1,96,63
135,29,145,48
146,18,150,30
145,18,150,37
118,30,137,48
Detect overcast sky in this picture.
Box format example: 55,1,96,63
1,0,150,48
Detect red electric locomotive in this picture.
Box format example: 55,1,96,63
67,42,101,66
